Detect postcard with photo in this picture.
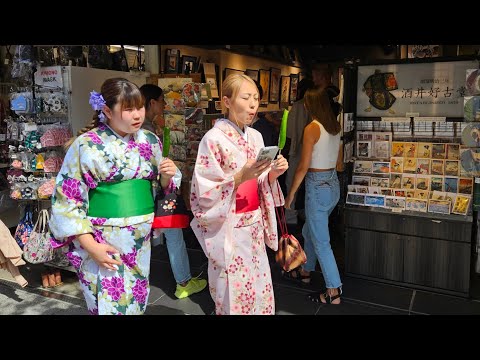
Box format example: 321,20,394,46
416,143,432,158
352,176,371,187
430,176,444,192
405,190,416,198
432,143,446,159
357,132,373,142
416,158,431,175
402,175,416,189
390,157,404,173
452,195,471,215
459,148,480,177
430,191,446,200
344,141,354,163
374,141,390,159
445,160,459,176
406,198,428,212
368,186,382,195
186,141,200,159
364,194,386,208
354,160,373,174
391,142,405,157
347,185,356,192
186,126,204,142
171,144,187,161
458,177,474,195
430,159,445,175
346,192,366,206
415,176,430,191
355,185,369,194
444,177,458,193
414,190,429,200
428,199,451,215
446,143,460,160
444,192,457,211
374,132,392,142
170,130,186,146
370,176,390,188
403,142,417,158
357,141,372,158
385,196,406,210
390,174,402,188
343,113,355,133
372,161,390,174
184,107,204,125
403,158,417,174
380,188,393,196
394,190,406,197
165,113,186,132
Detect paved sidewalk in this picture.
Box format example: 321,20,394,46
2,244,480,315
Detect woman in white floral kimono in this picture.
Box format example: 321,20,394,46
190,74,288,315
49,78,181,315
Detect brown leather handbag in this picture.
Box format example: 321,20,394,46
273,183,307,272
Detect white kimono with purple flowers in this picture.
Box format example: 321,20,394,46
190,119,284,315
49,124,180,315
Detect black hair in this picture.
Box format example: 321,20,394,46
297,78,315,100
139,84,163,111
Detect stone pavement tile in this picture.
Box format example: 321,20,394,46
153,286,214,315
0,283,86,315
411,290,480,315
145,304,186,315
274,285,321,315
314,298,409,315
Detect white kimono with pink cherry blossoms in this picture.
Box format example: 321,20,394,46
190,119,284,315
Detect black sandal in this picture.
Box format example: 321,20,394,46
281,268,311,284
307,288,342,304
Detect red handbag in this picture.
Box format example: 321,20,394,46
273,183,307,272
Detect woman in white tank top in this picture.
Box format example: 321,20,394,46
285,86,343,304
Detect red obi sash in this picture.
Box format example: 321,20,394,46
236,178,260,213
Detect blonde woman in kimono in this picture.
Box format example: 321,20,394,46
190,74,288,315
49,78,181,315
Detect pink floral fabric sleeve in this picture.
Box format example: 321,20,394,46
49,136,94,247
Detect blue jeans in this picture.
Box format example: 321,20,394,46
163,228,191,284
302,170,342,289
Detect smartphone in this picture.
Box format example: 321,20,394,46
256,146,279,162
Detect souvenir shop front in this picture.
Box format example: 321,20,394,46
341,56,480,298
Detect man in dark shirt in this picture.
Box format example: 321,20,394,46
251,80,278,146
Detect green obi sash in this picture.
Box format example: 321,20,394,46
88,179,154,218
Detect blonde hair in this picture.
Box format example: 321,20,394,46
64,78,144,149
304,86,341,135
222,74,258,117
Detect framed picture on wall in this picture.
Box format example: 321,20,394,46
203,63,219,98
181,55,197,74
290,73,299,104
224,68,244,80
258,69,270,107
245,69,259,82
269,67,281,103
165,48,180,74
280,75,291,107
